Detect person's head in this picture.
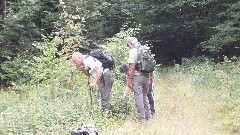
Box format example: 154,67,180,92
71,52,84,69
126,37,138,48
120,64,129,74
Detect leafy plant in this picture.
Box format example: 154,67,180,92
0,26,140,134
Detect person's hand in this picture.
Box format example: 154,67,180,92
78,66,84,71
120,95,126,101
63,76,69,82
128,86,133,91
69,87,74,91
88,82,96,89
149,77,153,84
127,81,132,89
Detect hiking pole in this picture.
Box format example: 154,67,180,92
89,87,93,107
87,72,94,118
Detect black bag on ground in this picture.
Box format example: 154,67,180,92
88,50,115,70
71,124,99,135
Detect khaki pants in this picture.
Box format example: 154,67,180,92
132,74,150,120
98,70,114,111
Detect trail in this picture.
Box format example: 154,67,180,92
153,74,228,135
101,74,231,135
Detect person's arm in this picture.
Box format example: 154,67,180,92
149,72,154,83
88,66,103,89
121,73,131,100
79,66,89,76
121,86,131,100
127,63,135,88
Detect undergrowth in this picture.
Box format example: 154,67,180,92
0,75,136,134
179,57,240,133
0,28,137,134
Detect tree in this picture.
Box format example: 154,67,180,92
0,0,60,86
74,0,134,41
0,0,6,23
132,0,239,64
199,1,240,60
0,0,60,61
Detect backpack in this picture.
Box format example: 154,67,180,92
135,45,155,73
88,50,115,70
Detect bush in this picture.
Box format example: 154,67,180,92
0,28,140,134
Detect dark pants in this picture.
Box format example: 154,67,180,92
147,82,155,113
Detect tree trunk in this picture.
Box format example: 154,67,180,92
0,0,6,28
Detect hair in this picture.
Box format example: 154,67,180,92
71,52,82,59
127,37,138,42
126,37,138,47
120,64,129,73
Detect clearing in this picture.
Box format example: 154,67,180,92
101,74,231,135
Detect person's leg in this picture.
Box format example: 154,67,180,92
133,75,150,121
147,82,155,114
97,77,105,109
142,74,151,119
98,70,114,112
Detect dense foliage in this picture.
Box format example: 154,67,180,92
1,0,240,85
0,29,136,134
0,0,60,85
199,1,240,58
133,0,240,64
0,0,239,133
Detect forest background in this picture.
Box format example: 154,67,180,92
0,0,239,134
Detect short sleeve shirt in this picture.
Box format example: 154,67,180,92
127,46,141,75
83,55,103,78
127,48,137,64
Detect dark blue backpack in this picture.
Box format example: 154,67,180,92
88,50,115,70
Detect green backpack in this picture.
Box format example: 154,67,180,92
135,45,155,73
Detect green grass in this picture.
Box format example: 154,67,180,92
1,59,240,134
0,77,136,134
100,71,223,134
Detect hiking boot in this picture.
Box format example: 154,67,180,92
140,119,146,123
151,111,155,117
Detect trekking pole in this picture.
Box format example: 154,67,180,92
87,72,94,118
89,87,93,106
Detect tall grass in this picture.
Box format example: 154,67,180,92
1,25,239,134
0,30,137,134
179,57,240,133
0,77,136,134
1,57,239,134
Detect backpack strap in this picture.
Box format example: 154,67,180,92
86,55,95,61
86,55,103,67
85,55,105,86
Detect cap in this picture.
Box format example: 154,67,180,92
126,37,138,47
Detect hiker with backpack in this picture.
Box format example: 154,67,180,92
119,64,155,116
125,37,155,123
71,51,114,114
